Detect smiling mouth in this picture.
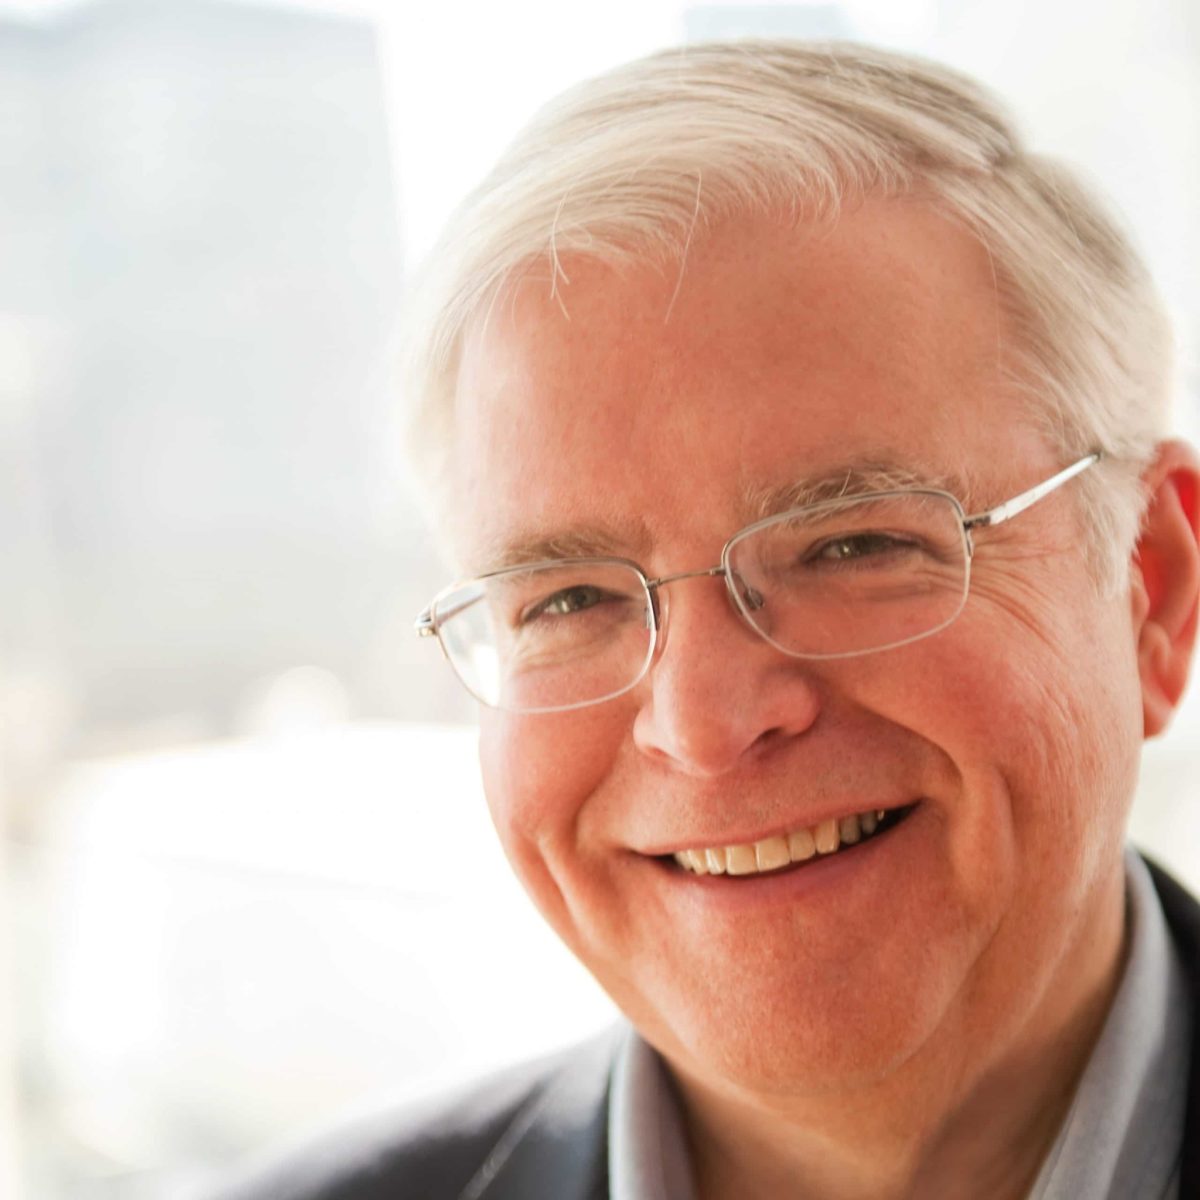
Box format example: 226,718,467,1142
667,804,918,878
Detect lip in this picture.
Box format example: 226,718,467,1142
646,801,923,907
636,801,918,858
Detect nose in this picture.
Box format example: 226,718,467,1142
632,573,822,777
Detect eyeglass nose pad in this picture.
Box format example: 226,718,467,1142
741,582,765,611
645,586,662,631
728,569,764,612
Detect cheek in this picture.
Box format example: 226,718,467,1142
478,707,628,917
888,598,1141,904
906,574,1139,784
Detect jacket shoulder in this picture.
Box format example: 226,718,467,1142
213,1028,618,1200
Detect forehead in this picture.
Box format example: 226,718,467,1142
449,199,1040,571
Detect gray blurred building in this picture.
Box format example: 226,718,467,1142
0,0,460,782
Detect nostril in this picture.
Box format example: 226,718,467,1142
750,726,786,754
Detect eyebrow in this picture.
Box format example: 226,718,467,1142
473,458,980,575
743,459,977,519
472,521,652,575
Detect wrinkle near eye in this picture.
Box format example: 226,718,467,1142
965,568,1084,657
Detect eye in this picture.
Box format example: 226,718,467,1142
522,584,611,622
808,531,915,563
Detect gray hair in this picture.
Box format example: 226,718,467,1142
401,39,1174,587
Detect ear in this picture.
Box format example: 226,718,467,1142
1132,439,1200,738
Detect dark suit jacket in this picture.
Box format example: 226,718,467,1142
219,858,1200,1200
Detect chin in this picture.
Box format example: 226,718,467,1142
614,952,961,1101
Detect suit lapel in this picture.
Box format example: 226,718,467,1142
460,1028,615,1200
1146,858,1200,1196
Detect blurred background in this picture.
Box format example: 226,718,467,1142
0,0,1197,1196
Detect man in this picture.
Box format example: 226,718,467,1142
226,40,1200,1200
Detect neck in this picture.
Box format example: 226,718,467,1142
673,871,1128,1200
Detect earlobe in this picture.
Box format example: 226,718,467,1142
1133,440,1200,738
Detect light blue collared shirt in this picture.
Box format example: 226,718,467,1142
610,849,1191,1200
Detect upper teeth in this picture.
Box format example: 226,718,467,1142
672,809,887,877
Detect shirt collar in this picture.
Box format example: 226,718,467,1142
1027,848,1190,1199
609,1023,697,1200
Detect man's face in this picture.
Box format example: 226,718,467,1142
450,200,1144,1099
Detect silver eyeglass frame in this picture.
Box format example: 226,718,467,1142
414,452,1102,711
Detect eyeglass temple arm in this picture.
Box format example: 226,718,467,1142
962,452,1102,532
